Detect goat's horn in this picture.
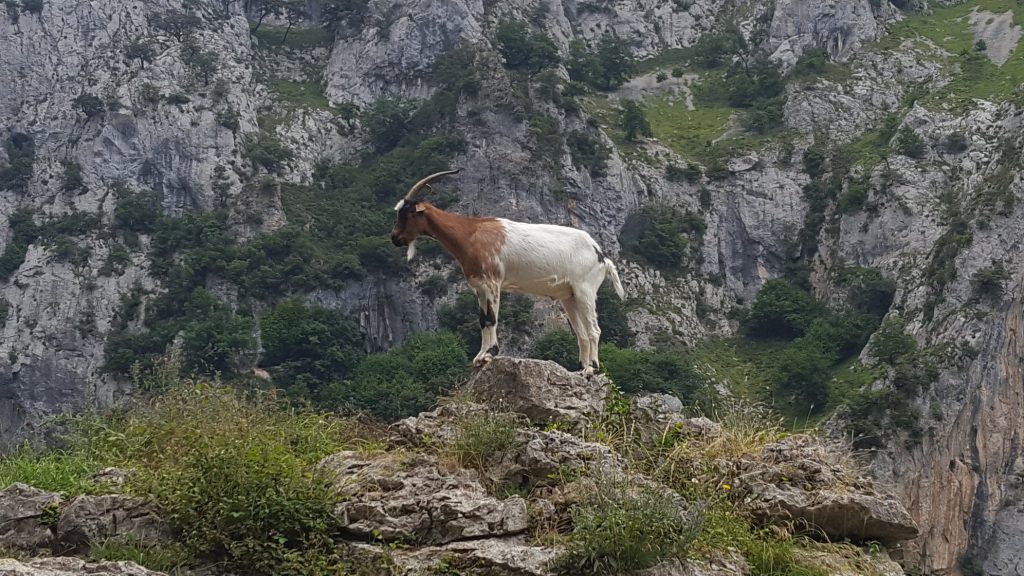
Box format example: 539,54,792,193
404,169,461,201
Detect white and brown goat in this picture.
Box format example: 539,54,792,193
390,169,625,375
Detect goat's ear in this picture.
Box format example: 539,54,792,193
415,204,427,213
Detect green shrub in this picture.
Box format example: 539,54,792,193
745,96,785,133
869,316,915,365
692,27,745,69
600,345,708,410
971,262,1010,299
620,100,652,141
62,161,85,192
259,298,364,395
597,285,634,347
149,10,202,40
0,132,35,193
243,131,294,172
446,410,520,473
836,266,895,317
0,209,39,281
791,48,830,78
0,298,8,326
894,126,926,158
178,289,255,374
73,93,105,119
566,34,635,90
530,329,581,370
743,279,818,340
558,476,702,574
495,20,559,72
438,292,534,357
723,58,784,109
768,342,831,416
567,131,610,177
321,332,468,421
432,46,482,95
665,163,701,183
619,206,705,272
360,97,419,153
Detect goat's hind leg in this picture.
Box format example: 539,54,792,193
560,295,590,373
575,289,601,377
472,283,501,368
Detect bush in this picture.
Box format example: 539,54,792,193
558,476,702,574
361,97,419,153
178,289,255,374
600,345,708,410
530,329,581,370
113,190,162,233
619,206,704,271
620,100,652,141
894,126,926,158
971,262,1010,299
791,48,829,78
692,27,745,69
745,96,784,133
0,132,36,193
870,316,916,365
495,20,559,72
566,34,635,90
323,332,468,420
769,342,832,416
62,161,85,192
73,93,105,119
943,132,969,154
445,410,520,474
243,131,294,172
567,131,610,177
0,209,39,281
665,163,701,183
743,279,818,340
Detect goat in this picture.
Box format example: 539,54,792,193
390,169,625,376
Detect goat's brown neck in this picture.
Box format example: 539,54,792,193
421,207,503,278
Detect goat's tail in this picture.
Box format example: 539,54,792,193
604,259,626,300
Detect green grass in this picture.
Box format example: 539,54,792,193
88,537,192,575
266,79,333,110
688,338,788,402
0,448,101,495
828,359,887,408
252,25,334,51
636,48,695,74
874,0,1024,107
645,95,734,159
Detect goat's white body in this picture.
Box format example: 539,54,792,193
463,218,624,375
495,219,619,300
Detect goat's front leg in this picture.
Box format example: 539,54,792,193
473,283,501,368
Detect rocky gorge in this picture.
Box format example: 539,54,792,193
1,0,1023,574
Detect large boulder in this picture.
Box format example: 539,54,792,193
736,435,919,542
629,394,722,444
465,358,611,427
0,483,63,550
55,495,172,551
0,557,165,575
320,451,528,545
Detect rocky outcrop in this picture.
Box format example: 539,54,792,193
0,557,165,576
465,357,611,427
55,495,172,552
0,483,61,550
734,435,919,543
766,0,895,68
321,450,529,544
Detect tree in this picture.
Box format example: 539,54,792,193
361,97,419,153
744,279,819,339
620,100,652,141
594,34,635,89
870,316,916,365
125,38,156,68
769,343,831,416
894,126,926,158
245,0,287,33
495,20,559,73
73,93,105,119
150,11,202,41
279,0,307,45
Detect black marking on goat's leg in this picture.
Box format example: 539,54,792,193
591,360,599,371
487,345,499,356
479,302,496,328
594,246,605,263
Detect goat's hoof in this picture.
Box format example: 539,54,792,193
581,366,595,377
472,354,494,368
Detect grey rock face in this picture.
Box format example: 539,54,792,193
320,450,529,544
465,358,611,426
0,557,166,576
55,494,172,551
766,0,892,67
0,483,62,550
629,393,722,444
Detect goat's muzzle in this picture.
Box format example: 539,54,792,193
391,234,406,247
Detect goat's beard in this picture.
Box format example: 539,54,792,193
406,239,417,261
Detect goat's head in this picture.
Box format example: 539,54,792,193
390,169,460,260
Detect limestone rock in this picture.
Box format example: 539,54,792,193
0,483,62,550
630,394,722,444
465,358,611,426
55,495,172,551
320,451,528,544
0,557,165,575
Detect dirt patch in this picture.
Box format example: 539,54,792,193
970,9,1021,66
